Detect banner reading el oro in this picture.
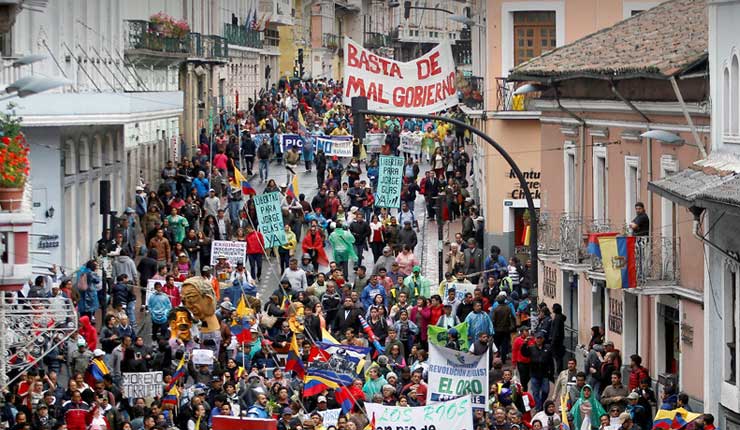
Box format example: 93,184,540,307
343,38,459,114
427,343,488,411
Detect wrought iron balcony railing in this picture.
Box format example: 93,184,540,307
364,32,390,49
636,236,680,285
323,33,339,50
495,77,534,112
223,23,263,49
124,20,190,55
538,211,560,255
559,213,585,264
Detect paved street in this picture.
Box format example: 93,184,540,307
247,160,452,305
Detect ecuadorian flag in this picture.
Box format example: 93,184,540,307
598,236,637,289
652,408,702,430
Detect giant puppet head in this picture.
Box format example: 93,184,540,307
180,276,220,334
168,306,198,343
287,301,305,333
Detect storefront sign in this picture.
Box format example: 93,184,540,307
210,240,247,266
508,169,541,199
543,266,557,299
427,343,488,411
254,192,287,248
37,235,60,249
376,155,404,208
343,37,459,114
366,396,473,430
608,297,623,335
122,371,162,399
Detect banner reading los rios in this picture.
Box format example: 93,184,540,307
342,38,459,114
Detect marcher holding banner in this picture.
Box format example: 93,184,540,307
254,192,287,248
365,396,473,430
427,343,489,412
376,155,404,208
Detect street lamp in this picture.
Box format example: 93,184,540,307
513,83,551,96
448,15,477,26
1,76,69,100
639,130,684,144
11,54,47,67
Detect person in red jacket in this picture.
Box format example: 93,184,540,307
628,354,649,391
512,326,534,390
62,390,90,430
78,316,98,350
245,225,265,281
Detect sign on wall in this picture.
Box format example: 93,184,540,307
343,37,459,114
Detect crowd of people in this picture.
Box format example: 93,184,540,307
1,78,714,430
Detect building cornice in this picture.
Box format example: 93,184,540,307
533,98,709,116
540,116,711,134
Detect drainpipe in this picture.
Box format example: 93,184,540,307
670,76,709,159
610,80,654,236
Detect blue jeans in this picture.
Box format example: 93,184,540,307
529,376,550,410
259,159,269,181
228,200,242,225
126,299,138,332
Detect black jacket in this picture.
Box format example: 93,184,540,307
303,315,322,343
333,306,361,334
521,343,554,380
349,220,371,244
550,313,566,347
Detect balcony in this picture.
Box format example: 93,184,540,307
585,219,621,271
364,32,390,50
559,213,585,264
452,42,472,66
636,236,680,286
124,19,191,64
223,23,263,49
457,75,484,110
323,33,339,50
538,211,560,256
188,33,229,62
496,77,532,111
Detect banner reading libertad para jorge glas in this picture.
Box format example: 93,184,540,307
343,38,459,114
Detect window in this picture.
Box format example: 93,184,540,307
564,143,576,214
513,11,556,66
725,66,731,137
726,269,738,384
732,55,739,136
625,156,640,225
593,146,607,221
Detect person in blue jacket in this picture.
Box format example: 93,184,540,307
147,281,173,342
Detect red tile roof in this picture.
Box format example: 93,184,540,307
509,0,707,81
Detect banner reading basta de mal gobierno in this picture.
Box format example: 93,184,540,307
342,37,459,115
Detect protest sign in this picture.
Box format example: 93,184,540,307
400,133,422,155
427,343,488,411
146,279,183,299
254,192,287,248
253,133,271,145
306,341,370,385
364,133,386,154
210,240,247,266
365,396,473,430
342,38,459,115
122,372,162,399
318,409,341,427
212,416,277,430
444,282,477,302
192,348,215,365
428,322,469,350
316,136,353,157
376,155,404,208
281,134,303,151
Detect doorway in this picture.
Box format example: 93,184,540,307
623,292,639,359
660,304,680,374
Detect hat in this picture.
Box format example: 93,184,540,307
349,206,358,213
413,265,421,273
217,253,227,259
37,403,48,409
124,207,135,214
302,253,311,259
135,186,144,192
332,155,338,160
497,291,507,298
386,372,398,380
220,301,235,312
626,392,639,401
77,338,86,347
179,252,187,257
534,331,546,338
209,188,215,192
467,238,476,244
192,387,206,396
211,375,222,382
201,266,211,272
282,407,293,415
618,413,632,425
317,396,327,403
383,246,392,252
93,349,105,357
448,327,458,336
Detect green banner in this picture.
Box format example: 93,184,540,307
428,322,469,350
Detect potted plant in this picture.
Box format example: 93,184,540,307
0,103,30,211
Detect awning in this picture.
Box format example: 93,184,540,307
695,176,740,216
647,168,735,207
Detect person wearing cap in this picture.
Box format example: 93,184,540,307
328,154,343,180
277,407,295,430
437,300,460,330
618,412,639,430
299,252,317,285
373,246,395,275
403,265,431,299
520,330,554,410
626,391,650,430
